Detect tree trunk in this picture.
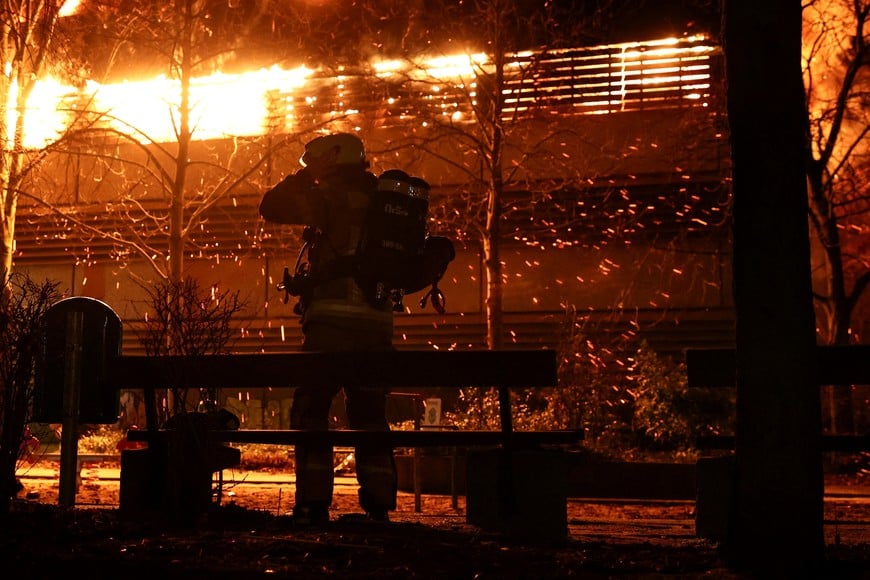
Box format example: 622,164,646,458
484,14,507,352
483,220,503,351
1,204,12,291
809,178,856,433
724,0,825,572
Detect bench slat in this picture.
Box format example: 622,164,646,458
110,350,558,390
126,428,584,447
685,345,870,388
696,434,870,453
112,350,558,388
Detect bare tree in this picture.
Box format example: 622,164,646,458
23,1,399,290
803,0,870,433
25,1,295,284
0,1,72,302
0,2,89,512
361,0,728,354
723,0,824,568
135,276,244,426
363,0,592,350
0,274,61,514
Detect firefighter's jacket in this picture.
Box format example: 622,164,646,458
259,166,394,337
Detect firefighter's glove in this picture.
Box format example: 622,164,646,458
277,267,293,304
293,168,315,187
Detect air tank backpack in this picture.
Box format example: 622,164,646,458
278,169,455,315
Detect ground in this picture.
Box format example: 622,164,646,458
3,460,870,579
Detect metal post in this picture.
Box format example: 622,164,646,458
413,397,422,513
497,385,515,517
58,310,84,507
497,386,513,440
450,446,458,510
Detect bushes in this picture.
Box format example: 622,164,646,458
629,340,735,455
77,424,127,454
445,334,736,462
0,274,62,513
444,386,559,432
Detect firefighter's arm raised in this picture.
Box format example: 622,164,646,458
259,169,324,226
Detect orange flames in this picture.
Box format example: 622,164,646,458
13,35,714,149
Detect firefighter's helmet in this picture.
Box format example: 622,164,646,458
300,133,367,169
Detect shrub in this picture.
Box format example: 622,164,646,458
629,340,735,454
445,322,735,462
444,387,559,432
0,274,62,513
78,424,126,454
233,444,294,471
133,276,246,426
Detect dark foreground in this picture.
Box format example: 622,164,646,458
2,497,869,580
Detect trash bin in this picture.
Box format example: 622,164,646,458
32,296,122,424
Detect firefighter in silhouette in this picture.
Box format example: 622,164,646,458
259,133,397,524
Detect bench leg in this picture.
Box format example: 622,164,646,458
120,446,168,517
413,448,422,513
466,448,569,543
695,455,736,540
215,470,224,505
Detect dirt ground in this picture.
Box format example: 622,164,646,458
5,460,870,579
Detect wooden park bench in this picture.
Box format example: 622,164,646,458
686,345,870,452
37,296,583,540
685,344,870,539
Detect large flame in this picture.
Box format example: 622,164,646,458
83,65,312,143
7,76,77,149
15,36,713,149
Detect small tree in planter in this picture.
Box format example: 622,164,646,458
135,276,245,426
124,276,246,519
0,274,62,515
